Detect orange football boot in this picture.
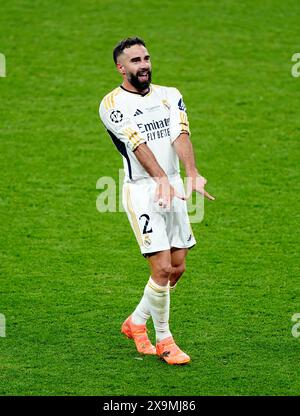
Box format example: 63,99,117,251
156,336,190,365
121,315,156,355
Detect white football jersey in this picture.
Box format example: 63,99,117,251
99,84,190,182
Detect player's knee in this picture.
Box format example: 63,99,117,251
171,263,185,279
157,263,173,280
176,262,185,277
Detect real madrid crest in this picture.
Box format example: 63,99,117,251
162,99,171,111
143,235,152,248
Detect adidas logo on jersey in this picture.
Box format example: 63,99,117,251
134,109,143,116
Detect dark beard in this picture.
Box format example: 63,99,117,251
128,70,152,91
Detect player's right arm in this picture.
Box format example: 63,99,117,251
99,99,145,152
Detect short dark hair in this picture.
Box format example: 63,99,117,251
113,37,146,64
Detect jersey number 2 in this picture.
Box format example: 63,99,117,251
139,214,153,234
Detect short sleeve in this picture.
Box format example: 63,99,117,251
168,88,191,143
99,100,146,152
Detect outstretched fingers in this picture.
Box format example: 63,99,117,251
203,190,215,201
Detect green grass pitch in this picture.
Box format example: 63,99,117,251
0,0,299,395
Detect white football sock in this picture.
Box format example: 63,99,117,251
145,277,172,342
131,286,151,325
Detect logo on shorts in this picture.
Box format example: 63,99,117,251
187,234,192,242
110,110,123,123
143,235,152,248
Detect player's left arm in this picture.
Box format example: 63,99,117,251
168,87,215,200
173,133,215,201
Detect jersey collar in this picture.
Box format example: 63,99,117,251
120,85,151,97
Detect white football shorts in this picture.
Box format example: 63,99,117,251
122,174,196,255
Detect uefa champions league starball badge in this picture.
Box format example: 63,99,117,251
110,110,123,123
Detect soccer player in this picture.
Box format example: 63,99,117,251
99,37,214,365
